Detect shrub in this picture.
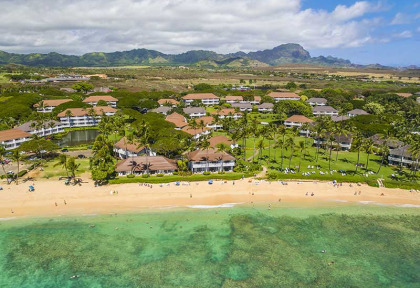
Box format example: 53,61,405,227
18,170,27,177
203,171,211,175
218,171,225,174
127,174,135,178
156,173,164,177
142,174,150,178
172,171,179,175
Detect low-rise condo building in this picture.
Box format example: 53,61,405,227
347,109,369,117
187,148,236,173
182,93,220,106
388,145,415,167
313,106,338,117
183,107,206,118
82,95,118,108
115,156,177,176
58,106,117,128
165,112,188,129
257,103,274,113
268,92,300,102
113,137,154,159
16,120,64,137
306,97,327,106
284,115,313,136
0,129,32,150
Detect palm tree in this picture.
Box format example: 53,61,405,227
0,145,7,177
353,132,363,174
327,134,336,171
285,136,295,170
55,154,69,177
215,142,229,172
363,138,375,172
408,136,420,177
138,122,151,174
64,110,73,128
277,125,287,170
257,139,264,163
376,141,389,175
251,119,259,162
200,137,211,172
298,140,305,172
11,149,23,185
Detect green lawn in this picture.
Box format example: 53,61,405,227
40,158,91,179
241,135,419,189
247,112,282,124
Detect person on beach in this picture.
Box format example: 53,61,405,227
64,200,67,205
55,202,58,206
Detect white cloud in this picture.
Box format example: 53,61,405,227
391,12,414,25
0,0,384,54
394,30,413,38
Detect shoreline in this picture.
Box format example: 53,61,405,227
0,178,419,219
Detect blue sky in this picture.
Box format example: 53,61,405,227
303,0,420,66
0,0,419,66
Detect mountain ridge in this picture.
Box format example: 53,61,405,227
0,43,360,68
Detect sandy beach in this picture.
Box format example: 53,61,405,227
0,178,419,218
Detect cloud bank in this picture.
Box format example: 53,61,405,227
0,0,389,54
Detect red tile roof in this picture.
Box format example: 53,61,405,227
208,135,233,147
268,92,300,99
83,95,118,102
158,99,179,106
57,106,117,117
114,137,145,153
187,148,235,161
225,96,243,101
115,156,177,172
182,93,219,100
0,129,32,142
284,115,313,123
165,112,188,128
34,99,73,107
181,126,211,136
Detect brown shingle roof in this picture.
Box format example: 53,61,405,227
268,92,300,99
83,95,118,102
0,129,32,142
187,148,235,161
225,96,243,101
211,108,241,116
181,126,210,136
57,106,117,117
208,135,233,148
195,116,215,125
396,93,412,98
182,93,219,100
165,112,188,128
284,115,313,123
158,99,179,106
114,137,145,153
115,156,177,172
34,99,73,107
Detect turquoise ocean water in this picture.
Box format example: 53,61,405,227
0,204,419,287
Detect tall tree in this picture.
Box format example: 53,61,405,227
363,138,375,172
0,145,7,177
285,136,295,170
215,142,229,172
353,132,363,174
11,149,23,185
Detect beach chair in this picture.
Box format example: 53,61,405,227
28,185,35,192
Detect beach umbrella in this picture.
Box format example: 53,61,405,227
208,180,213,185
28,185,34,191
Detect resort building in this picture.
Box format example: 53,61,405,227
0,129,32,150
312,106,339,117
57,106,117,128
331,115,350,122
306,97,327,106
371,134,404,149
347,109,369,117
82,95,118,108
182,93,220,106
158,99,179,107
35,99,73,113
211,108,242,119
187,148,236,173
16,120,64,137
267,92,300,102
231,103,252,112
113,137,154,159
313,133,353,151
165,112,188,129
183,107,206,118
151,106,171,115
181,126,211,140
248,96,261,105
225,96,243,104
195,116,222,130
284,115,313,136
257,103,274,113
208,135,238,149
115,156,177,176
388,145,415,167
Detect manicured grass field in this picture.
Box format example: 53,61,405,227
40,159,91,179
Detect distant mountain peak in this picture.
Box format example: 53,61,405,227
0,43,355,67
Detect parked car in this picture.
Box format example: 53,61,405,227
61,148,69,152
77,154,86,159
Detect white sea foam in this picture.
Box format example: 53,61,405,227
330,199,348,203
187,203,243,209
0,217,17,221
359,201,420,208
394,204,420,208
